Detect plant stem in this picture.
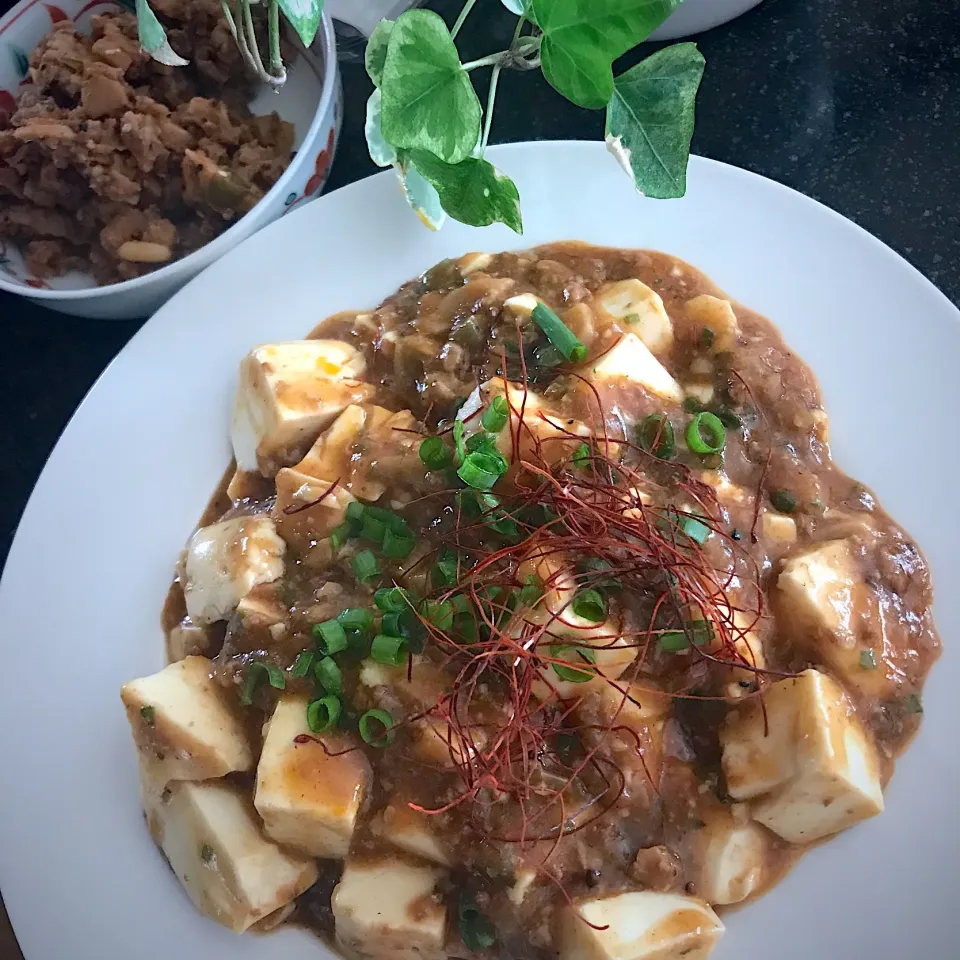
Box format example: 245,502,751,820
241,0,283,85
451,0,479,40
480,61,501,156
462,52,506,72
267,0,286,82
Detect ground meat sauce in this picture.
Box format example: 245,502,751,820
162,243,940,957
0,0,293,285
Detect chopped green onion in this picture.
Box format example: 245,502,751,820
531,301,587,363
572,588,606,623
419,436,451,470
314,656,342,694
466,432,500,456
686,412,726,455
352,549,380,583
383,527,416,558
689,620,714,647
679,515,711,545
140,705,155,726
371,633,408,666
330,522,352,551
572,442,591,469
659,631,690,652
624,312,641,325
358,708,395,747
421,598,455,631
476,492,520,538
200,843,215,863
433,549,460,588
481,395,509,432
700,327,716,349
453,419,466,464
381,611,402,635
240,661,285,706
770,489,798,514
683,396,705,414
337,608,373,632
313,619,348,655
450,593,472,614
637,414,676,460
458,450,507,491
291,650,316,678
533,342,565,367
860,648,877,670
375,587,411,612
519,575,544,608
903,693,923,715
551,644,597,683
346,500,366,530
713,406,742,430
458,894,497,951
577,558,622,594
361,512,387,543
307,695,341,732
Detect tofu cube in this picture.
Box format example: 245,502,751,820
254,695,371,858
694,812,769,905
720,670,884,843
273,468,356,553
121,656,252,782
457,251,493,275
762,510,798,545
594,279,674,355
375,799,451,866
557,891,724,960
503,292,540,317
333,854,447,960
231,340,374,476
685,295,739,353
183,516,285,624
589,334,683,404
167,619,213,662
147,777,317,933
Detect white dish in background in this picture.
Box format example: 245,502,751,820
0,1,341,320
650,0,765,40
0,141,956,959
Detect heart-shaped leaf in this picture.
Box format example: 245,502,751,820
500,0,528,13
365,17,393,87
605,43,704,199
533,0,680,108
365,90,397,167
380,9,482,164
135,0,188,66
277,0,324,49
397,155,447,231
408,151,523,234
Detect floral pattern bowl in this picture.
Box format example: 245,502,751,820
0,0,341,319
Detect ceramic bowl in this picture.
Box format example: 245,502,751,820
0,0,341,319
649,0,765,40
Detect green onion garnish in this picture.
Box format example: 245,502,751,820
383,527,416,558
307,695,341,732
337,608,373,632
659,631,690,652
770,489,798,514
679,515,711,545
419,436,451,471
458,894,497,951
860,648,877,670
572,442,591,469
713,406,742,430
313,619,348,655
531,301,587,363
433,549,460,588
291,650,316,678
686,412,726,455
371,633,408,666
352,549,380,583
358,708,395,747
903,693,923,715
689,620,713,647
330,522,352,551
361,512,387,543
572,588,606,623
577,557,622,594
314,656,342,694
420,598,455,631
381,611,402,635
519,575,544,607
458,450,507,491
453,419,466,464
551,645,597,683
240,660,286,706
533,342,565,367
375,587,411,612
683,396,705,414
700,327,716,349
481,395,509,433
346,500,366,530
638,414,676,460
140,705,155,726
475,492,520,538
200,843,214,863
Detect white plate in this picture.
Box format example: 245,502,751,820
0,141,957,959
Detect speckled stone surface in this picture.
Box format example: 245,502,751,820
0,0,958,575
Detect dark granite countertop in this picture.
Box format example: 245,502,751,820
1,0,958,574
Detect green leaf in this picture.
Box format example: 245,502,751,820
135,0,188,66
605,43,705,199
277,0,324,49
532,0,680,109
365,90,397,167
365,18,393,87
380,9,482,164
408,151,523,234
500,0,528,13
397,153,447,230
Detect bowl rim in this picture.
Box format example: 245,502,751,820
0,7,338,302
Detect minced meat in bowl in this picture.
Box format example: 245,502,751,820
0,0,295,286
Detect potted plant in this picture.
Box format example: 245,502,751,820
138,0,705,232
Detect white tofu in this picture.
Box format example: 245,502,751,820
167,619,212,662
272,468,356,552
254,695,371,858
720,670,884,843
694,812,769,905
457,251,493,275
685,295,739,353
593,279,674,355
183,516,285,624
375,799,451,866
121,656,252,782
762,510,797,545
589,334,683,404
683,381,715,405
148,777,317,933
507,867,538,905
332,855,446,960
231,340,374,476
699,471,747,506
503,292,540,317
558,891,724,960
